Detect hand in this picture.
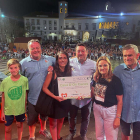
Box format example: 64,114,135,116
48,66,53,72
77,96,84,100
1,112,5,121
55,96,66,102
113,118,120,129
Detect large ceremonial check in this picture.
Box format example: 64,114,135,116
57,75,91,99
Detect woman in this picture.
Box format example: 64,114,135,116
91,56,123,140
42,51,71,140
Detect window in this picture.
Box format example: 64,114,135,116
37,26,40,30
65,8,67,13
54,27,57,30
54,21,57,26
60,8,63,13
65,3,67,6
37,19,40,25
26,19,30,25
65,23,69,28
60,3,62,6
32,26,35,30
78,24,81,30
31,19,35,25
71,23,75,29
49,27,52,30
92,23,96,30
49,21,52,26
85,23,89,30
43,20,46,25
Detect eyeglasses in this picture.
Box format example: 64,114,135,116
28,39,40,45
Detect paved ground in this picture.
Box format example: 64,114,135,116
0,59,133,140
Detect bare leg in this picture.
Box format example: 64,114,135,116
16,122,23,140
40,119,46,131
29,124,36,138
57,118,64,139
49,117,57,140
5,125,12,140
121,132,129,140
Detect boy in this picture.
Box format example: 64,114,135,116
0,59,28,140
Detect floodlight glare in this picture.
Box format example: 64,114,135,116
120,12,124,16
1,14,5,17
99,15,101,18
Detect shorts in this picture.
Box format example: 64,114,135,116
27,101,48,126
121,119,140,140
5,113,25,126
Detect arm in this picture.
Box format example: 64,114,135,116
91,86,94,98
25,90,28,112
1,92,5,121
113,95,123,129
42,72,65,102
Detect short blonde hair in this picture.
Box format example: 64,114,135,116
95,56,113,82
7,59,21,69
123,44,139,54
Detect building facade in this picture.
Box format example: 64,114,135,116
23,1,140,42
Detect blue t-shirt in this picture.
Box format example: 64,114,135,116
20,55,55,105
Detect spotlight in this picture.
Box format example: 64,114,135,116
120,12,124,16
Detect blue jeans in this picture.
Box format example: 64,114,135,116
68,101,92,137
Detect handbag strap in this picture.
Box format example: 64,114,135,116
50,68,55,94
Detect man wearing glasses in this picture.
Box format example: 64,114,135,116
20,39,55,140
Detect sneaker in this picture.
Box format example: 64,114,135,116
65,133,74,140
28,137,35,140
39,129,52,139
81,136,88,140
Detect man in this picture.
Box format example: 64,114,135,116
20,39,55,140
66,43,96,140
113,44,140,140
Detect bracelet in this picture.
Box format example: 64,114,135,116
116,116,121,119
116,114,121,117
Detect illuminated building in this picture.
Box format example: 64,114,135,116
24,1,140,41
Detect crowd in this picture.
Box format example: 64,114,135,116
0,39,140,140
0,41,123,60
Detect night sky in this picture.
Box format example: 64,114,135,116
1,0,140,17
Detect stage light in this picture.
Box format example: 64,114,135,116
120,12,124,16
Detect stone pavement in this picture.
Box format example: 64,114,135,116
0,111,133,140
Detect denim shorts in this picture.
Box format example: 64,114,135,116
5,113,25,126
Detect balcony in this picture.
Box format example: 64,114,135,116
64,27,76,30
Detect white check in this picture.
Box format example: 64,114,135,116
57,75,92,99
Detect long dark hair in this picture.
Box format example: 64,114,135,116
54,51,71,77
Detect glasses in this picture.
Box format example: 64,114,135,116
28,39,40,45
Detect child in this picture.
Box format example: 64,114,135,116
0,59,28,140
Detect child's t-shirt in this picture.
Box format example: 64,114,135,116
0,75,29,116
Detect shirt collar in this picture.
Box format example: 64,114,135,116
27,55,45,62
76,57,88,65
123,62,140,71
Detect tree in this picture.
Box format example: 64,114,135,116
0,16,24,43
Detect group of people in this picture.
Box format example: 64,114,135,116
0,41,124,61
0,39,140,140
